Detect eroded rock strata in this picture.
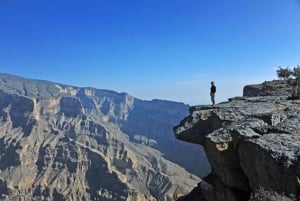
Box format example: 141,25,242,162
0,73,201,201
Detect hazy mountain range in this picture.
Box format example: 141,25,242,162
0,73,209,201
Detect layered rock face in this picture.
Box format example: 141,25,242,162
174,80,300,201
0,73,202,201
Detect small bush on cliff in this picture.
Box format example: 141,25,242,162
277,67,293,80
277,65,300,99
249,188,296,201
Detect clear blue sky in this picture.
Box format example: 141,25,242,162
1,0,300,105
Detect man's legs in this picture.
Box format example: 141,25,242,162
210,93,215,106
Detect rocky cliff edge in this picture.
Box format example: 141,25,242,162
174,80,300,201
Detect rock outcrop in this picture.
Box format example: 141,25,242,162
174,80,300,201
0,73,203,201
243,79,291,97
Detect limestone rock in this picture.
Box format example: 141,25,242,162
243,80,291,97
174,80,300,201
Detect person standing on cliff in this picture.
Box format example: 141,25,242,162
210,81,216,106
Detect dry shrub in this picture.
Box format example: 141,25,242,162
250,188,297,201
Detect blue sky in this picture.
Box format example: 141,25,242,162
1,0,300,105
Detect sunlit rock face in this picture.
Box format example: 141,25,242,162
0,73,204,201
174,80,300,201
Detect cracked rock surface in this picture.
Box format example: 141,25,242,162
174,80,300,201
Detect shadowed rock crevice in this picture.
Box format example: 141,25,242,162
59,97,82,117
0,179,9,198
0,93,36,136
32,186,51,200
0,139,20,171
53,189,65,201
174,108,226,145
85,150,128,201
76,88,97,110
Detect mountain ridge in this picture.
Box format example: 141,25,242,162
0,72,208,200
0,72,210,177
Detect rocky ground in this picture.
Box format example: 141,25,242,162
174,80,300,201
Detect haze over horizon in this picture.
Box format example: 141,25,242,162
1,0,300,105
